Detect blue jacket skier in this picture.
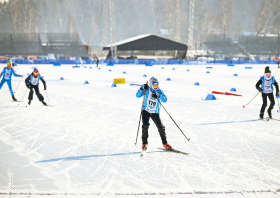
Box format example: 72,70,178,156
136,77,172,150
25,68,47,106
0,60,23,101
256,66,279,119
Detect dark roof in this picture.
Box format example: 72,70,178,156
103,34,188,51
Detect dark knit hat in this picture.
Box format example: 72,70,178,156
264,66,271,73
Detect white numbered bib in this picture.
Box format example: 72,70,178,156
31,76,39,85
4,69,11,80
145,91,158,113
264,79,272,93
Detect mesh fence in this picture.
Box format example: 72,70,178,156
202,34,280,56
0,33,88,57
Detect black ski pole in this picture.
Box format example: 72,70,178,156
243,92,260,108
17,88,28,106
14,76,23,94
135,82,148,145
277,97,280,113
156,99,190,142
45,90,51,106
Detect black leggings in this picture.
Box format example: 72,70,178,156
261,93,275,113
141,110,167,144
28,84,44,101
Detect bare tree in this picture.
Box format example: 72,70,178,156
67,15,79,34
0,0,9,14
162,0,176,40
194,9,220,41
215,0,236,39
7,0,22,34
0,0,10,28
255,0,280,35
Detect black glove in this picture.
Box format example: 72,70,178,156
152,93,158,99
44,86,47,90
140,84,149,90
27,84,31,89
276,91,279,97
257,87,263,93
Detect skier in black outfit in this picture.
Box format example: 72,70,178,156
256,66,279,119
25,68,47,106
95,55,99,67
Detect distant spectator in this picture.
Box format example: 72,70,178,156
94,55,99,67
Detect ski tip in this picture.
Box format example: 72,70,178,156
243,105,245,108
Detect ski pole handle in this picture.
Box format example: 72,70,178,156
243,92,260,108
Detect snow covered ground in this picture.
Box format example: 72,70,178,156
0,63,280,198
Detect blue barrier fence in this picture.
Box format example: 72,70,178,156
0,59,278,65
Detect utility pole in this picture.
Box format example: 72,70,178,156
187,0,194,49
109,0,115,59
102,0,107,48
175,0,181,42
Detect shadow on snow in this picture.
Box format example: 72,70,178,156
195,119,261,126
35,151,164,163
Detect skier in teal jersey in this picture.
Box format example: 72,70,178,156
0,60,23,101
136,77,172,151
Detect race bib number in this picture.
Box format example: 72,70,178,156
4,69,11,80
264,79,272,93
145,91,158,113
31,77,39,85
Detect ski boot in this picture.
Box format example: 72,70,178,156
259,112,264,119
163,143,172,150
142,143,148,151
12,96,17,101
267,110,272,119
42,101,47,106
28,100,31,105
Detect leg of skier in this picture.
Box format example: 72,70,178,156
141,110,150,150
34,85,44,101
0,79,7,90
7,80,17,101
34,85,47,105
260,93,268,119
150,113,167,144
267,93,275,118
28,86,34,105
151,113,172,150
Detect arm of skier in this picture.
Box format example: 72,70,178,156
273,79,279,96
25,76,31,88
11,68,22,77
158,90,167,103
136,86,145,98
40,77,47,89
255,79,263,92
0,68,4,78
